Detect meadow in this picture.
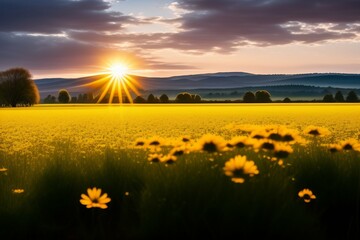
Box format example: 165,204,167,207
1,103,360,239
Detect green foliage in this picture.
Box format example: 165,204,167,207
1,137,359,239
58,89,71,103
0,68,39,107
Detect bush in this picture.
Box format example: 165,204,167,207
0,68,40,107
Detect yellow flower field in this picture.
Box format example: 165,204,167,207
0,103,360,239
1,103,359,155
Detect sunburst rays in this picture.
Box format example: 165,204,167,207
76,63,142,104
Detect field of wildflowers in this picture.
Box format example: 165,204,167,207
0,103,360,239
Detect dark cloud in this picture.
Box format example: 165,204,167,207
0,33,195,75
66,0,360,53
0,0,134,33
0,0,359,75
165,0,360,51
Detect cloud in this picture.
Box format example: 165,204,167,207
163,0,360,52
0,0,134,33
0,33,195,76
0,0,359,75
168,2,191,17
68,0,359,53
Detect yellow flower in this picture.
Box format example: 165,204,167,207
0,167,8,172
298,188,316,203
12,189,24,194
147,136,164,147
80,187,111,209
180,136,191,143
267,127,304,144
134,138,146,147
223,155,259,183
227,136,249,148
253,139,275,151
148,153,163,163
326,143,342,153
249,130,268,140
169,145,188,156
339,138,360,151
196,134,227,153
303,125,331,137
273,143,293,159
160,154,177,164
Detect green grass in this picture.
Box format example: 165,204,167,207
1,140,359,239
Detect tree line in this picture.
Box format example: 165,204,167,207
322,90,359,102
1,68,359,107
43,91,202,104
43,90,274,104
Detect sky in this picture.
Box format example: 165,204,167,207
0,0,359,78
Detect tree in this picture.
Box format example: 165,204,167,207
243,91,256,103
134,95,146,103
44,94,56,103
175,92,192,103
323,94,335,102
283,97,291,103
193,94,202,103
159,94,169,103
58,89,71,103
346,91,359,102
77,94,83,103
71,96,78,103
147,94,156,103
334,91,345,102
0,68,39,107
83,93,89,103
87,92,94,103
255,90,272,103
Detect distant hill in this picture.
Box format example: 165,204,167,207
34,72,360,100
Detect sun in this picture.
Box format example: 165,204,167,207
75,61,141,104
109,63,128,79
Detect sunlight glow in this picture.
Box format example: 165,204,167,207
77,61,142,104
109,64,128,79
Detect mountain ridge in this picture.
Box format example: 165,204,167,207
34,72,360,99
